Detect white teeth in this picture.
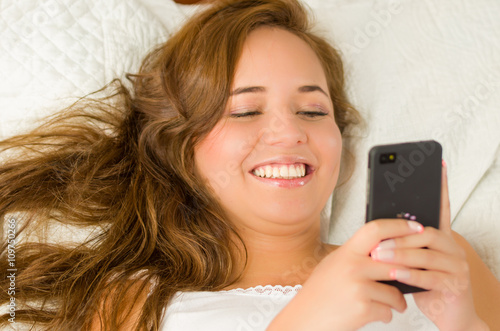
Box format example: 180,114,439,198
279,165,288,178
265,165,272,178
252,164,308,179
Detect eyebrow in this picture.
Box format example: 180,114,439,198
230,86,266,96
298,85,329,96
230,85,329,97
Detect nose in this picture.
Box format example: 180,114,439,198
260,112,307,147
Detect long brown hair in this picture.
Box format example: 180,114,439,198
0,0,360,329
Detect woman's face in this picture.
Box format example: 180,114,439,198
194,27,342,235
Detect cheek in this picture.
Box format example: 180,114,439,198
194,129,223,189
330,128,343,163
194,123,257,193
318,123,343,177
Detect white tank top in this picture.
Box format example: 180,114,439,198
160,285,439,330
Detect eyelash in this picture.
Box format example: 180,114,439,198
229,110,261,118
229,110,329,118
298,110,328,118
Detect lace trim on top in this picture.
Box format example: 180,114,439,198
222,284,302,296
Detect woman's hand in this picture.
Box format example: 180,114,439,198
268,218,426,331
369,161,489,330
269,162,490,331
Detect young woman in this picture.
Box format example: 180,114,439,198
1,0,498,330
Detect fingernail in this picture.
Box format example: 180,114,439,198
407,221,423,233
390,269,411,281
442,159,447,168
376,239,396,250
371,249,394,261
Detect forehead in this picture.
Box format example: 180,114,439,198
233,27,328,89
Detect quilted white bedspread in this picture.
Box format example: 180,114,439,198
0,0,498,279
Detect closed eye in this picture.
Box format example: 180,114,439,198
297,111,329,118
229,110,261,118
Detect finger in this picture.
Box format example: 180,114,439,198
364,301,395,325
372,227,459,256
371,247,463,274
439,159,452,234
347,219,424,255
388,268,469,295
368,282,408,314
356,259,409,282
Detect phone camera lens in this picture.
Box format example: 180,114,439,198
380,153,396,164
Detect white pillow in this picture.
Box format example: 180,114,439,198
0,0,169,139
300,0,500,245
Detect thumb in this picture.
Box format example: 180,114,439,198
439,159,452,233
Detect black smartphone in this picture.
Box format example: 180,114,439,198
365,140,442,294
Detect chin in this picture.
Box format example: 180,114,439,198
261,208,321,227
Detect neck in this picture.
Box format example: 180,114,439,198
227,220,336,289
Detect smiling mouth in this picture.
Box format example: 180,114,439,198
251,163,312,179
